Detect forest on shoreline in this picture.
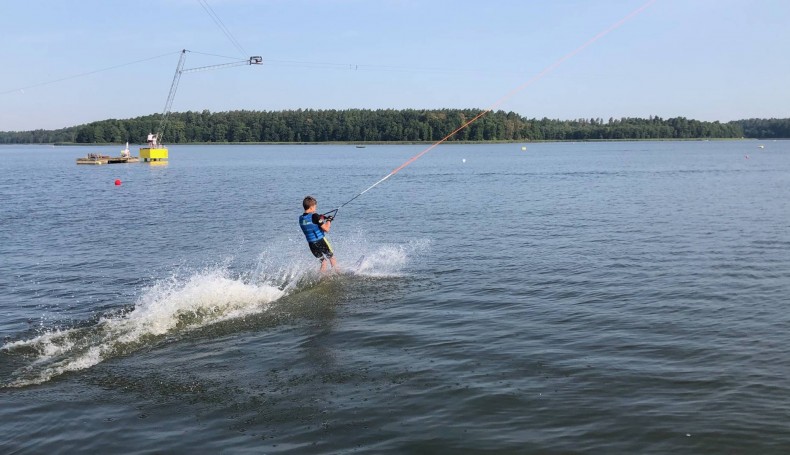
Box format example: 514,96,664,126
1,109,788,144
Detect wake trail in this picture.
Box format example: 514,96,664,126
0,237,428,388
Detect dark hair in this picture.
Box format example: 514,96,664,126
303,196,317,210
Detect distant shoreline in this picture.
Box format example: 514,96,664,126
4,111,787,143
44,137,770,147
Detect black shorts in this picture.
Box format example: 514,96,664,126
308,237,334,260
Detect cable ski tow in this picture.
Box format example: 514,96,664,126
322,0,657,222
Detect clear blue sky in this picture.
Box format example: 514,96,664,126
1,0,788,132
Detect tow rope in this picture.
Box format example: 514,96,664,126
325,0,658,220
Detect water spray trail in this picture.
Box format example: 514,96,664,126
339,0,658,209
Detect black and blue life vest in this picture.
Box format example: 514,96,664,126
299,213,324,243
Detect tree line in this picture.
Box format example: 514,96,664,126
1,109,787,144
737,118,790,139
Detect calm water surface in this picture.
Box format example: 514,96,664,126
1,141,789,453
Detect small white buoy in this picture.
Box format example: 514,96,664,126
758,145,764,149
462,158,466,163
521,146,527,151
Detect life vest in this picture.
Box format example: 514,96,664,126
299,213,324,243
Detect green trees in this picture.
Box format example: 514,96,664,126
738,118,790,139
1,109,786,144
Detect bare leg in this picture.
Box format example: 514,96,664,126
329,256,339,273
319,258,328,273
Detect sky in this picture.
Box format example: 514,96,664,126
1,0,788,132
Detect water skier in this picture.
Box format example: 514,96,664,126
299,196,339,274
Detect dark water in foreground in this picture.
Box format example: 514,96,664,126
1,141,789,454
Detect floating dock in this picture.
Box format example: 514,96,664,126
76,143,139,165
76,155,140,165
76,154,110,165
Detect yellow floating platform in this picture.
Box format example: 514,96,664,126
139,147,168,162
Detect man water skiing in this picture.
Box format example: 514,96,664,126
299,196,339,273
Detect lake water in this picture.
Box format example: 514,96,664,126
1,141,789,453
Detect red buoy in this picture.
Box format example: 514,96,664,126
115,179,122,186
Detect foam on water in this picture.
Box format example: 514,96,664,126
329,231,428,278
1,268,285,388
0,236,428,388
